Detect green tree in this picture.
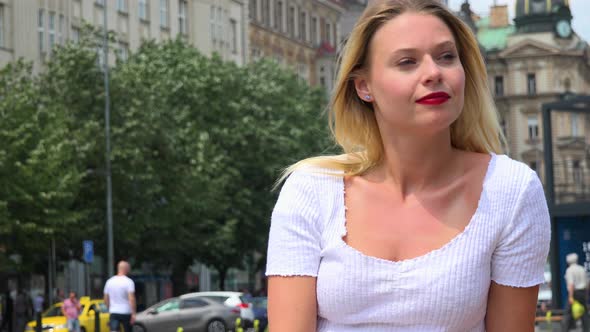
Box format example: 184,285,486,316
0,59,85,274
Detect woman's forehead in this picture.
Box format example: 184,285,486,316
370,12,456,52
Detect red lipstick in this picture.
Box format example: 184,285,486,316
416,92,450,105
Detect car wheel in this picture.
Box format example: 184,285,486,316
132,324,147,332
206,319,226,332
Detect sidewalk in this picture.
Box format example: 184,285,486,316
536,321,584,332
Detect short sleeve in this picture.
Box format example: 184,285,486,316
565,268,575,286
103,280,110,295
128,279,135,293
266,170,322,277
491,171,551,287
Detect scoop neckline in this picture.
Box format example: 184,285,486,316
337,153,497,266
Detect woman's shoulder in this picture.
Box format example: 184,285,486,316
490,153,537,181
279,166,344,198
484,153,541,198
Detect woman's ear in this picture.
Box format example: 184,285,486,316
354,75,372,102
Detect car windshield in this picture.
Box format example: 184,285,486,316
154,298,180,312
44,305,63,317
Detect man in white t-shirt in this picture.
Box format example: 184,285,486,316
104,261,136,332
562,253,590,332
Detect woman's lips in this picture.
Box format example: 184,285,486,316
416,97,450,105
416,92,450,105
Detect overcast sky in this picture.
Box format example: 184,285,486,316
448,0,590,42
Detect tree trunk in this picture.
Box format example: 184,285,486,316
218,266,227,291
171,264,188,296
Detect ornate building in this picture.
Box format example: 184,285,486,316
480,0,590,202
248,0,345,93
0,0,249,71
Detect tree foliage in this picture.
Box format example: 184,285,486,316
0,34,334,289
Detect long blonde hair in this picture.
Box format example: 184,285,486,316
279,0,503,183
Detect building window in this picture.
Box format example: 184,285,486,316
527,116,539,140
573,160,583,185
72,27,80,43
274,1,283,31
118,43,129,61
325,21,332,45
38,9,45,54
262,0,270,26
571,113,579,136
249,0,257,20
117,0,128,12
495,76,504,96
0,5,4,48
500,118,507,138
160,0,168,28
251,47,261,61
333,24,338,48
139,0,148,20
49,12,56,51
210,6,215,42
297,62,309,81
58,15,65,44
299,11,306,41
311,16,317,45
230,19,237,54
217,8,224,45
527,73,536,95
288,6,295,37
178,0,187,34
95,0,105,6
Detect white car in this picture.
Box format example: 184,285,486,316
185,291,255,325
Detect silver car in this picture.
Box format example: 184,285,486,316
133,294,239,332
185,291,255,326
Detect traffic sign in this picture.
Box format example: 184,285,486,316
83,240,93,263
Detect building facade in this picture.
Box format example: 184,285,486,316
0,0,249,71
480,1,590,201
248,0,345,92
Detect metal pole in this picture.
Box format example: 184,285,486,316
48,243,53,305
103,0,114,277
52,237,56,302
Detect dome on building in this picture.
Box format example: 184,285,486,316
515,0,569,18
514,0,572,34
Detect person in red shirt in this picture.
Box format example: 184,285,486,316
61,291,81,332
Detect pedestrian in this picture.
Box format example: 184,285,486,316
265,0,551,330
104,261,136,332
13,290,27,332
61,291,81,332
0,291,13,332
32,293,44,316
562,253,590,331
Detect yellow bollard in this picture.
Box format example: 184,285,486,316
177,328,184,332
253,319,260,332
545,310,552,329
235,317,244,332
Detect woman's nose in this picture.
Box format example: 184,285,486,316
421,56,443,85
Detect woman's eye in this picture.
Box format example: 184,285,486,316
398,58,416,66
439,52,457,62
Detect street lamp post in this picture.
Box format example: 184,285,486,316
103,0,114,277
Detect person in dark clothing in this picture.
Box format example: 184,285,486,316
0,291,13,332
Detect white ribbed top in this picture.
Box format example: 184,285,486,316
266,153,551,331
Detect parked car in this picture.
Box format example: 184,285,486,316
187,291,255,326
133,293,239,332
25,297,110,332
249,297,268,331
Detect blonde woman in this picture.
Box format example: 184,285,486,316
266,0,550,331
